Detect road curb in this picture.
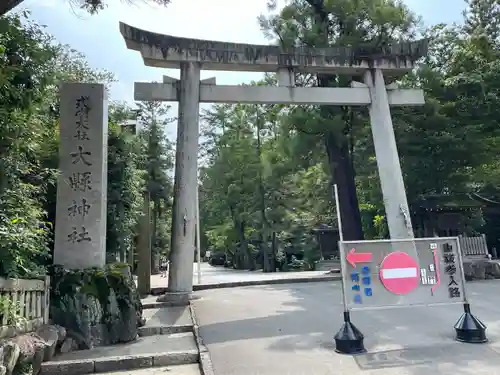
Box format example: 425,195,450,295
189,301,216,375
40,351,199,375
150,274,342,295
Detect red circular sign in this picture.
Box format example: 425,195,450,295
379,252,419,295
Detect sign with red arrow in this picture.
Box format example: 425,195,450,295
346,248,373,267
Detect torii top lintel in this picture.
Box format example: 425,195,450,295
120,22,428,76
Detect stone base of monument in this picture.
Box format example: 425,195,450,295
454,303,487,343
50,263,145,350
156,292,200,306
334,311,366,355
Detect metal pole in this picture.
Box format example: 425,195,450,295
334,184,349,311
334,184,344,242
195,179,201,285
454,236,469,304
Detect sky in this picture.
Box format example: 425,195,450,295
16,0,467,138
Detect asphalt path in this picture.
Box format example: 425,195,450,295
193,280,500,375
150,262,329,288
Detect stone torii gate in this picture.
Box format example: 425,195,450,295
119,22,428,302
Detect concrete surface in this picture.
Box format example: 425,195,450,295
98,364,201,375
150,262,335,291
139,306,193,336
193,280,500,375
143,306,192,326
41,333,199,375
50,333,197,362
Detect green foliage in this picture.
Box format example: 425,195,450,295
200,0,500,267
200,100,332,271
106,119,144,263
0,295,26,328
0,13,57,278
137,101,174,260
0,13,172,278
72,0,171,14
3,0,500,278
1,0,170,16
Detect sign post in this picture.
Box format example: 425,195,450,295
335,237,487,354
333,184,366,354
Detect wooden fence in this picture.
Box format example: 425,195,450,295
459,234,489,258
0,276,50,338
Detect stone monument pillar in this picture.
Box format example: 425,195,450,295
364,69,413,240
160,62,201,301
53,83,108,269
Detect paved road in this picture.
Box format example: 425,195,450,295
193,280,500,375
150,262,329,288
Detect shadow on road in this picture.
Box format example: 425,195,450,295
194,281,500,374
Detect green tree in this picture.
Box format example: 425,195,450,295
106,103,144,263
201,104,261,269
0,12,147,277
0,13,60,277
259,0,421,240
137,100,174,270
200,86,331,271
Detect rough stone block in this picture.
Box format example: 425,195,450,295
59,337,77,354
36,325,60,361
2,341,20,375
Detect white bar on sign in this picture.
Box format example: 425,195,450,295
382,267,418,279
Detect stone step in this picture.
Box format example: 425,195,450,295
97,364,201,375
141,295,183,309
40,332,198,375
139,306,193,337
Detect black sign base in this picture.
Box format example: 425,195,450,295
454,303,487,343
334,311,366,354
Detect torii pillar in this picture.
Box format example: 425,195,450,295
157,63,201,303
364,70,414,240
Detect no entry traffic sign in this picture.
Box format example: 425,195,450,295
379,251,419,295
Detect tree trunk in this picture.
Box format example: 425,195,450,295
271,231,277,271
236,220,253,270
324,131,364,241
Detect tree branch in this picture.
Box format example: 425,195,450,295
0,0,23,15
